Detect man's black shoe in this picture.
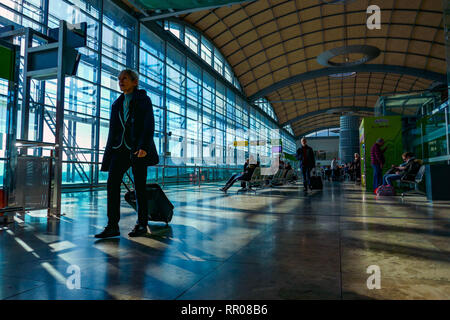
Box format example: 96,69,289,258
95,226,120,238
128,224,148,237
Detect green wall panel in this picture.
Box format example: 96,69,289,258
0,45,14,81
359,116,404,192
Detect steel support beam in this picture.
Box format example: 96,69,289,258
263,90,428,104
281,107,374,127
249,65,447,101
295,126,341,140
444,0,450,99
140,1,254,21
50,20,69,216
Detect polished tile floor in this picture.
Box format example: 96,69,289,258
1,181,449,300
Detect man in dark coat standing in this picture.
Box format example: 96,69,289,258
296,137,316,193
370,138,387,192
95,69,159,239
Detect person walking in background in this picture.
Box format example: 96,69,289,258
351,153,361,182
295,137,315,193
331,157,339,180
325,166,332,181
95,69,159,239
370,138,387,192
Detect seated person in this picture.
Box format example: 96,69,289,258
382,152,421,186
220,158,258,193
283,162,292,178
220,158,248,192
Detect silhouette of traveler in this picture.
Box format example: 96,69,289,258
295,137,316,193
96,69,159,239
370,138,387,192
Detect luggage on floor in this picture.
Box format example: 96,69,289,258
122,173,174,224
310,175,323,190
375,185,396,196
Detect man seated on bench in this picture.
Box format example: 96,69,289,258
284,162,298,183
220,157,258,193
382,152,421,186
270,160,288,186
283,162,293,178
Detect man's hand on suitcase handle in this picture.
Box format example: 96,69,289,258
134,149,147,158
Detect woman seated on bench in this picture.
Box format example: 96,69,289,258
220,157,258,193
382,152,421,186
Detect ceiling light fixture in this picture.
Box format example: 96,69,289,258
317,45,380,67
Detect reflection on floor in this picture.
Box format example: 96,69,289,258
1,181,450,300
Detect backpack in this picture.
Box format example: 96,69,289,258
375,185,396,196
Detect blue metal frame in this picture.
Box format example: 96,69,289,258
143,20,295,139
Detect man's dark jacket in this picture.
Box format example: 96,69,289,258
295,145,315,169
101,89,159,172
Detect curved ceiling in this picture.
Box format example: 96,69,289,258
269,71,433,126
178,0,446,137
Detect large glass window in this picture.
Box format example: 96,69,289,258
201,37,213,66
163,19,243,91
213,50,224,75
1,0,296,187
185,27,199,55
305,128,340,138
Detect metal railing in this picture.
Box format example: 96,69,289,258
61,163,243,190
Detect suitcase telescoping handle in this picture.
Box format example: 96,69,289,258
122,171,135,193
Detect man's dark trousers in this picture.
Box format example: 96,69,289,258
371,164,382,191
107,146,148,227
302,166,312,189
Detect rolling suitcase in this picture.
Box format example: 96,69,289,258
122,172,174,225
375,185,396,196
310,175,323,190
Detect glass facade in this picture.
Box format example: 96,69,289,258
254,98,278,122
413,102,450,164
305,128,340,138
378,93,450,165
163,20,241,92
0,0,296,187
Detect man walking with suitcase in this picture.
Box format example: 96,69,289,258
295,137,316,193
95,69,159,239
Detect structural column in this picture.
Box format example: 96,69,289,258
445,1,450,98
444,1,450,162
339,115,360,164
